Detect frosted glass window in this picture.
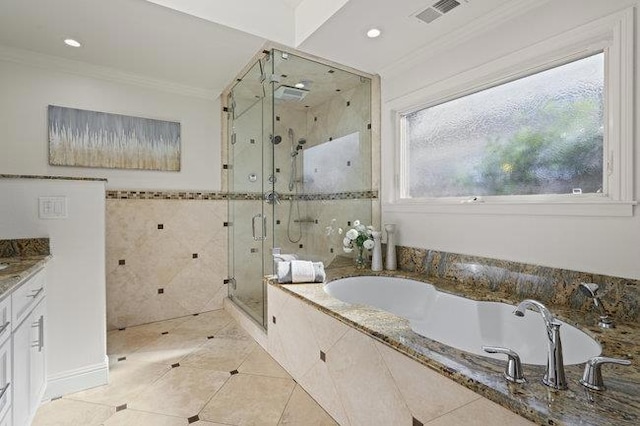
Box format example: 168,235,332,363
403,53,604,198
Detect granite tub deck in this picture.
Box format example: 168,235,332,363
269,267,640,426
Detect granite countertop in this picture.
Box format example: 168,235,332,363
269,262,640,426
0,255,50,301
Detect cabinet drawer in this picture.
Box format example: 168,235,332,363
0,297,10,348
11,268,45,328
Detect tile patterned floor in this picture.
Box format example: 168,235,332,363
33,309,338,426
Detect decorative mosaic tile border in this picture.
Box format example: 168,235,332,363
0,174,107,182
106,190,227,200
396,246,640,322
107,190,378,201
0,238,50,258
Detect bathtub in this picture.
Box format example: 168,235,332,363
324,276,601,365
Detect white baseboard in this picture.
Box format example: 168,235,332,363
224,297,268,349
43,356,109,400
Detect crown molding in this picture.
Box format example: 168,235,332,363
0,45,217,100
379,0,553,79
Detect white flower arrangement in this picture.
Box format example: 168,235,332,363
343,220,375,253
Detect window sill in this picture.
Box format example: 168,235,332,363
383,200,636,217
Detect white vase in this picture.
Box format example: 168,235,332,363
371,231,382,272
384,224,397,270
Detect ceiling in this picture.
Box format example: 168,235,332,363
0,0,542,99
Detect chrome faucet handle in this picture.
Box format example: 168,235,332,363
483,346,526,384
580,356,631,391
579,283,615,328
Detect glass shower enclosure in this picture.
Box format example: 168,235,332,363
226,48,375,328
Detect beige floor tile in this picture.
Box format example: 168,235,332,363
214,321,253,340
279,385,338,425
239,346,292,379
126,330,208,365
32,398,114,426
102,409,188,426
107,316,193,358
200,374,296,425
128,365,229,418
66,360,171,407
172,309,234,337
181,338,256,372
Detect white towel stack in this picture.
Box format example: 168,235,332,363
277,260,326,283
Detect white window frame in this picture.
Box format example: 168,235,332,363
386,8,635,217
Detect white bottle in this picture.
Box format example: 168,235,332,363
371,231,383,272
385,224,397,270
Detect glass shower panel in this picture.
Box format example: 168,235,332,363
227,48,374,330
228,56,270,325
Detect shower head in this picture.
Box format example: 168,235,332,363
298,138,306,145
271,135,282,145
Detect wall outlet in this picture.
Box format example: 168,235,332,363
39,196,68,219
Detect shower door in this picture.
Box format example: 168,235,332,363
227,53,274,327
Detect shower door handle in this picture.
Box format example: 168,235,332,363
252,213,267,241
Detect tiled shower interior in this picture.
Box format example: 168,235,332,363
226,49,376,326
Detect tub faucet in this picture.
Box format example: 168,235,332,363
514,299,568,390
579,283,615,328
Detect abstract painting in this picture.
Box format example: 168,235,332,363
48,105,181,171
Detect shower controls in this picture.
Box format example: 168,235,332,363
268,174,277,183
248,173,258,182
264,191,281,205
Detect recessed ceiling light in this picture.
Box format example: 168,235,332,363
64,38,82,48
294,82,305,89
366,28,381,38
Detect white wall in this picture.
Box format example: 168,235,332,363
0,178,108,397
381,0,640,279
0,58,221,191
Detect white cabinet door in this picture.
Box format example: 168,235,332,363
29,299,46,411
12,319,29,426
0,409,11,426
0,338,11,424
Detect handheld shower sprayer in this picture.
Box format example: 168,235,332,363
579,283,615,328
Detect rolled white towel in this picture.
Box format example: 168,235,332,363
273,254,298,263
291,260,314,283
277,260,326,283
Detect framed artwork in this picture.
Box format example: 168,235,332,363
48,105,181,171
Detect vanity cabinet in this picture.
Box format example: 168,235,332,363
10,268,47,426
0,295,12,426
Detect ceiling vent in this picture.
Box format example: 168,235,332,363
416,0,462,24
274,85,309,101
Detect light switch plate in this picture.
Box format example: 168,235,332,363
39,196,68,219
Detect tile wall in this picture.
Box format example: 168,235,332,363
106,196,228,329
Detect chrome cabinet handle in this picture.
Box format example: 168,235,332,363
483,346,526,384
0,321,9,336
580,356,631,391
27,287,44,299
31,315,44,352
